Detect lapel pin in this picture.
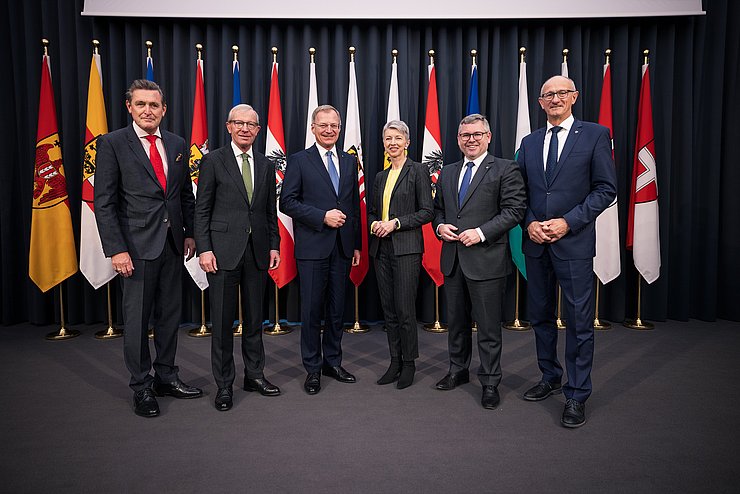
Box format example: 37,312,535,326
175,153,183,162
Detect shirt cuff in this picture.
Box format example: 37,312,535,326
476,227,486,243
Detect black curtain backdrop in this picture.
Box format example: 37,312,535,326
2,0,738,326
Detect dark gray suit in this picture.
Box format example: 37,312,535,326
194,144,280,388
433,153,526,385
368,159,434,361
94,124,194,391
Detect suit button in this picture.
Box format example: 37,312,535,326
163,218,169,223
457,215,461,219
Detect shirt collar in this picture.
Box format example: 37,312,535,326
316,143,338,158
133,121,161,139
466,151,488,168
231,141,253,161
547,114,575,133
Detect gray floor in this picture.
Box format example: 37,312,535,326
1,319,738,493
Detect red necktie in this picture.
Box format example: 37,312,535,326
145,134,167,193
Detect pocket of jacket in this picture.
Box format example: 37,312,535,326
211,220,228,232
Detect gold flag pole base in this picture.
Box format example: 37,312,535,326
46,285,79,340
188,290,211,337
556,319,566,330
344,285,370,334
623,318,654,330
264,283,294,335
423,285,447,333
148,327,154,339
503,319,531,331
594,318,612,330
472,321,478,333
95,326,123,339
233,322,243,337
233,286,243,337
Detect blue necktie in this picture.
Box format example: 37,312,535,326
458,161,474,208
327,150,339,195
545,126,562,186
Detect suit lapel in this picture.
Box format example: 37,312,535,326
533,128,548,187
446,161,463,212
222,146,250,205
162,132,182,196
459,155,493,211
390,163,410,201
339,151,355,196
550,119,583,184
251,154,270,207
376,169,389,209
126,125,162,192
310,144,337,195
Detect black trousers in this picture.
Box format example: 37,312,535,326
207,238,267,388
122,231,181,391
374,238,421,360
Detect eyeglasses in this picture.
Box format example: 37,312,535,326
458,132,489,142
539,90,577,101
229,120,259,130
314,123,341,131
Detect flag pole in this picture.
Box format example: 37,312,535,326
624,273,654,330
265,282,293,335
188,290,212,337
96,281,123,339
593,277,611,330
556,285,566,330
233,288,243,336
345,284,370,333
46,283,80,340
503,271,531,331
423,285,448,333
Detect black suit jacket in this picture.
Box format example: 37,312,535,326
368,159,434,257
194,145,279,271
280,144,360,260
433,153,526,281
94,124,194,260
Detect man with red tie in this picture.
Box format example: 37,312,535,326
95,79,202,417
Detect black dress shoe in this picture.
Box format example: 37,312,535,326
133,388,160,417
434,370,470,390
481,385,500,410
523,381,562,401
152,378,203,399
396,361,415,390
561,398,586,428
321,364,356,383
215,387,233,411
376,359,401,385
244,377,281,396
304,373,321,395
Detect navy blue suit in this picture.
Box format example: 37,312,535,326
280,144,360,372
518,119,616,402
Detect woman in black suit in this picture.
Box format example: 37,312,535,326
368,120,434,389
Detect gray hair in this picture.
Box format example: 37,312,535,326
311,104,341,125
125,79,166,106
540,75,577,95
458,113,490,133
227,103,259,124
383,120,410,141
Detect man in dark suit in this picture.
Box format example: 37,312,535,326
433,114,526,409
518,76,617,428
194,104,282,411
95,79,202,417
280,105,361,395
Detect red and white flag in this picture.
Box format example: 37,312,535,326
266,60,297,288
186,57,209,290
421,61,444,287
80,49,115,289
627,63,660,284
345,55,369,287
593,61,621,285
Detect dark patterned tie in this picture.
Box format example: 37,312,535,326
241,153,252,201
545,126,562,187
458,161,475,208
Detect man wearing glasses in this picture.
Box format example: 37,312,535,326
517,76,616,427
281,105,361,395
433,113,526,410
195,104,282,411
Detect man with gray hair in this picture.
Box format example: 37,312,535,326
281,105,361,395
195,104,282,411
433,113,526,409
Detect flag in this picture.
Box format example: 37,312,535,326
594,61,621,285
627,63,660,284
186,57,209,290
146,54,154,81
266,60,297,288
466,61,480,115
510,55,530,279
29,53,78,292
421,61,444,287
345,56,369,287
232,58,241,106
383,54,400,169
80,50,115,289
305,53,318,148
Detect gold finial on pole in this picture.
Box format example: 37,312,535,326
42,38,49,56
428,49,435,65
93,39,100,55
349,46,356,62
519,46,526,63
145,40,152,58
272,46,278,63
562,48,569,63
605,48,612,65
643,49,649,65
232,45,239,62
195,43,202,60
309,47,316,63
391,49,398,63
470,49,477,65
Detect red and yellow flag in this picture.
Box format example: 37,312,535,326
29,53,77,292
